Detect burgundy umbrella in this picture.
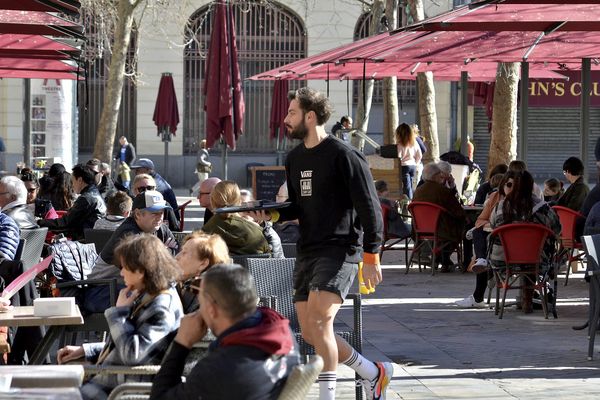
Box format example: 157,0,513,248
203,0,245,151
153,72,180,178
269,80,289,140
153,73,179,136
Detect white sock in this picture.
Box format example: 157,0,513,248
318,371,337,400
342,348,379,381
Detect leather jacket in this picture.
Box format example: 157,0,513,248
3,204,38,229
39,184,106,240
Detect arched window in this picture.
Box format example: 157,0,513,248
77,19,137,153
353,10,415,106
183,1,306,154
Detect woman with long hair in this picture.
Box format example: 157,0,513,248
395,123,422,199
489,170,560,313
38,170,76,211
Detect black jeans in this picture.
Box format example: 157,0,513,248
472,227,490,303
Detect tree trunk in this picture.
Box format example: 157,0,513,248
93,0,138,162
407,0,439,163
352,0,384,151
382,0,399,145
488,62,520,171
416,72,439,162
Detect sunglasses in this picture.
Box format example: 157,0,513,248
505,182,513,188
136,185,156,192
27,188,37,193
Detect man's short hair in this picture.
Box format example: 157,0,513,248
1,176,27,203
86,158,101,173
202,264,258,320
437,161,452,175
106,191,133,216
422,162,442,181
340,115,352,125
563,156,584,176
288,87,333,125
72,164,97,185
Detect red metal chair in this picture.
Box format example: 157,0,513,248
488,223,554,319
177,200,193,231
552,206,585,286
379,202,411,263
407,201,462,275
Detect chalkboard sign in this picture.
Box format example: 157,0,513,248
251,166,286,202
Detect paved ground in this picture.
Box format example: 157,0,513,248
175,193,600,399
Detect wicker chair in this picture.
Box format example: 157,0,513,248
231,253,271,269
246,257,363,400
19,227,48,271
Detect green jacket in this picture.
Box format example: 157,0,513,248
202,214,270,255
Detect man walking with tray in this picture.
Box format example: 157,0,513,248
253,87,392,400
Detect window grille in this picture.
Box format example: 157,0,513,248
183,1,307,154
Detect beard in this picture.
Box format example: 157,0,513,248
287,119,308,140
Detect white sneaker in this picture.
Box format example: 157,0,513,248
360,361,393,399
455,295,487,309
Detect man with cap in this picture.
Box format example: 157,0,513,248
131,158,179,219
82,190,179,313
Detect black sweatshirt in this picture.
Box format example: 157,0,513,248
279,135,383,262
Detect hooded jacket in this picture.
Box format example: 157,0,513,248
150,307,300,400
202,214,270,255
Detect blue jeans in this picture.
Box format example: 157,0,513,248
401,165,416,199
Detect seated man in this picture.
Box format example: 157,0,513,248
0,176,38,229
39,164,106,240
83,190,178,313
93,191,132,230
132,174,179,232
131,158,179,221
413,162,466,272
150,264,300,400
197,177,221,227
557,156,589,212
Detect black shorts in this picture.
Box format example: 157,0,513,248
293,255,358,302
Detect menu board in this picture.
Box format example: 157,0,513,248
251,166,286,202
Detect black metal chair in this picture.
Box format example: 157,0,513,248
19,227,48,271
580,235,599,360
246,257,363,400
84,228,115,254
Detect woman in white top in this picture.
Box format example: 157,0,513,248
396,123,422,199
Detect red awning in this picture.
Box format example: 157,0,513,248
0,10,83,38
1,0,80,15
0,34,79,58
417,2,600,32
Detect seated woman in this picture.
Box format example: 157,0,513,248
239,189,284,258
57,234,183,400
202,181,270,255
489,170,560,313
175,231,230,313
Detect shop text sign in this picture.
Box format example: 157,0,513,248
529,71,600,107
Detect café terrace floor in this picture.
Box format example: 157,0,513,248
313,253,599,399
